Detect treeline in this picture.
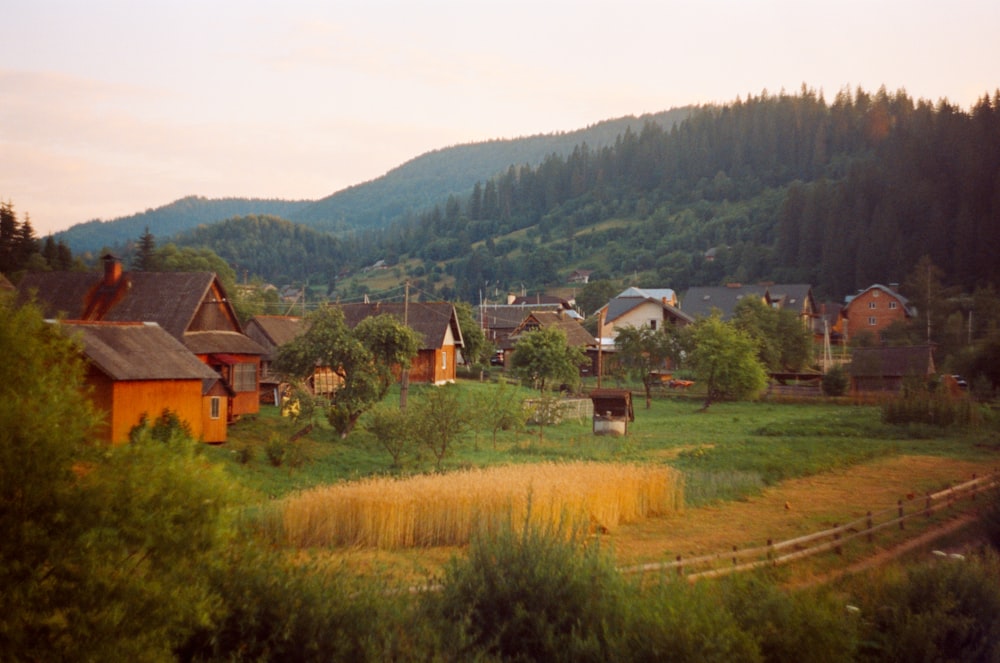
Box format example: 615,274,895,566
57,196,312,254
0,200,77,275
360,86,1000,302
169,215,353,285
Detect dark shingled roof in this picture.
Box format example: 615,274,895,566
17,270,237,339
59,321,221,382
680,284,767,320
183,330,266,356
510,310,597,348
336,302,464,350
245,315,305,348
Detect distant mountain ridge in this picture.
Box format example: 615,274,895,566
56,108,694,252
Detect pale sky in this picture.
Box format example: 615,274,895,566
3,0,997,236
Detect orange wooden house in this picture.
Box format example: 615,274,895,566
58,321,229,444
18,254,265,424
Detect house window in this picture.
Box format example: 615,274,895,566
232,362,256,392
649,320,658,330
868,301,877,309
868,316,877,326
210,397,221,420
889,301,898,310
442,350,447,371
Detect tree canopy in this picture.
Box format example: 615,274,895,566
685,315,768,406
508,327,587,392
274,306,420,436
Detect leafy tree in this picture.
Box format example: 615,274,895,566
508,327,587,392
409,385,472,471
0,295,234,660
453,300,489,368
364,403,411,468
686,315,768,407
275,306,419,437
477,379,527,448
731,297,812,371
614,325,683,409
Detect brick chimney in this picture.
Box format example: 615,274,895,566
102,253,122,287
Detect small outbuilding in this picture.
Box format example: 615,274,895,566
589,389,635,436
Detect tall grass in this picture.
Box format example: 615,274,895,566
273,461,683,549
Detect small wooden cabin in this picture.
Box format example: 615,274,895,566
339,301,465,384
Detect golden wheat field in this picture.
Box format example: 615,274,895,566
276,462,684,549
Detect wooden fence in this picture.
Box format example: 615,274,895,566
620,471,998,581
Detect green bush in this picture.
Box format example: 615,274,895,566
718,574,857,662
427,509,626,662
821,366,849,397
264,435,286,466
619,580,760,662
177,542,424,662
853,551,1000,662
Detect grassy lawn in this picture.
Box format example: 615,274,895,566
205,377,998,506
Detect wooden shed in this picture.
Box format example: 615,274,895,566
589,388,635,436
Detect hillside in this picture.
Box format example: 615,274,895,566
56,109,693,253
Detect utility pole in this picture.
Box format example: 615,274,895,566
400,280,410,410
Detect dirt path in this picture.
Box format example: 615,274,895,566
608,455,991,568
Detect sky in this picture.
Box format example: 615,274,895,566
3,1,998,236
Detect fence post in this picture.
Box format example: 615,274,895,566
866,511,873,543
766,538,773,564
676,555,683,577
898,500,905,530
925,492,931,518
834,524,842,555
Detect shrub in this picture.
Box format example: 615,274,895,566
853,551,1000,662
427,510,626,662
264,435,286,467
177,543,421,662
619,579,760,662
718,573,857,662
821,366,849,397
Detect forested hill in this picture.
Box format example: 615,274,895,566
55,108,694,253
366,87,1000,303
57,197,312,254
285,108,694,233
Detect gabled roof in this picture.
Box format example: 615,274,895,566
58,321,221,382
680,284,768,320
604,296,694,325
764,284,815,312
849,345,935,378
245,315,304,348
615,287,677,303
510,310,597,348
478,303,566,329
17,269,242,339
337,302,464,350
508,294,573,308
844,284,916,317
